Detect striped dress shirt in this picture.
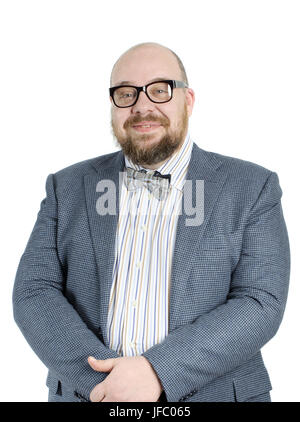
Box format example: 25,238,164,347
107,133,193,356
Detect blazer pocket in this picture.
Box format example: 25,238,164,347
197,236,228,251
233,370,272,402
46,372,61,396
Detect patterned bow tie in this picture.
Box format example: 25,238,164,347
125,167,171,200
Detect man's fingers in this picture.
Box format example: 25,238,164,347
90,382,106,402
88,357,116,372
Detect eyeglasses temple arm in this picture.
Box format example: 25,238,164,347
173,80,189,89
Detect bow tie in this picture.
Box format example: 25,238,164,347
125,167,171,200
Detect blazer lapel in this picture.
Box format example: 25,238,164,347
84,150,125,344
169,143,228,331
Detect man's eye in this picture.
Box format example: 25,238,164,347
119,92,133,98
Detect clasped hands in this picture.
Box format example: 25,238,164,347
88,355,163,402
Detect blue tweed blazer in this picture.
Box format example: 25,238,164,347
13,142,290,402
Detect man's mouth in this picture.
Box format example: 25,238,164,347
131,121,162,132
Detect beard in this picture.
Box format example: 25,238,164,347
111,103,189,166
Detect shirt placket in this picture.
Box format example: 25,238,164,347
123,187,148,356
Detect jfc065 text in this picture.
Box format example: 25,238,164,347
152,407,191,418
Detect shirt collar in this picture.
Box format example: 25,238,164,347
124,132,193,192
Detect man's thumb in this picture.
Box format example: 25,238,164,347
88,356,115,372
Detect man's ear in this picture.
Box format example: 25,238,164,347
185,88,195,117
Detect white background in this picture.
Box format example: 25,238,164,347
0,0,299,402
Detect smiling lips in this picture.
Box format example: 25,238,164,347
132,121,162,132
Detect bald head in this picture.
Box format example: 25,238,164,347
110,42,188,87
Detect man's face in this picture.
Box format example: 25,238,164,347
110,46,195,167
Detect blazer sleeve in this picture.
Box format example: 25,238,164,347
142,171,290,402
12,173,119,401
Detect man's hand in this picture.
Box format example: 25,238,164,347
88,355,163,402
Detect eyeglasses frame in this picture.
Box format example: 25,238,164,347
109,79,188,108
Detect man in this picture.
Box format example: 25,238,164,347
13,42,290,402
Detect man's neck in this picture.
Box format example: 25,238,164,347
140,161,167,171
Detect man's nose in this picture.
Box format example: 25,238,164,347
131,90,155,114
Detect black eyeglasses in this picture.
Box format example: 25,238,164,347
109,80,188,108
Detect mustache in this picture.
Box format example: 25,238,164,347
123,114,169,129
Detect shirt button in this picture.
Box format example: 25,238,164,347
130,342,135,347
132,300,137,307
136,262,141,268
141,225,146,231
